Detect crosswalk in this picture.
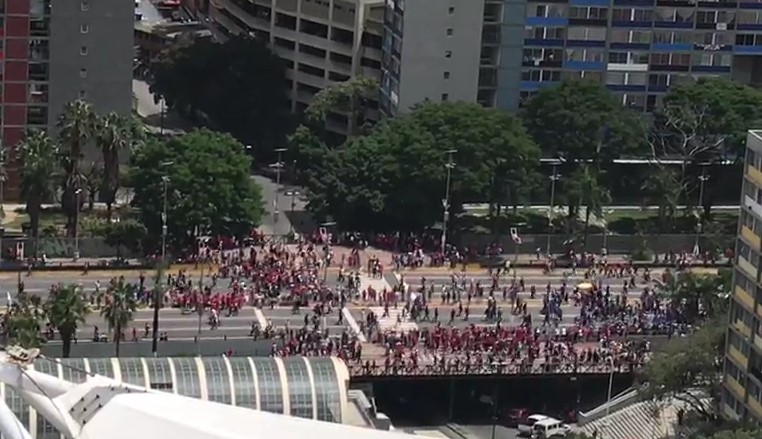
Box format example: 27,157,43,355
368,306,419,331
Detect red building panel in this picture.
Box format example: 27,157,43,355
3,83,25,104
2,128,23,149
6,16,30,37
4,61,28,81
3,105,26,126
5,39,27,60
6,0,31,15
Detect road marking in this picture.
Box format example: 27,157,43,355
253,308,267,328
342,307,366,342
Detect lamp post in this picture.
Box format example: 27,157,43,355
74,188,83,261
159,161,173,263
602,208,614,256
272,148,287,236
441,149,457,256
285,190,300,235
196,263,205,356
546,163,560,257
695,166,710,254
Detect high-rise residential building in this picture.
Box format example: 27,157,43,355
208,0,384,140
2,0,134,197
723,130,762,422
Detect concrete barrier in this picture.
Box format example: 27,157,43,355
578,387,640,425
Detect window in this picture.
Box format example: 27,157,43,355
446,28,453,36
443,71,450,79
738,240,759,267
441,93,449,101
81,1,89,11
80,24,89,34
448,6,454,14
445,50,452,58
729,330,752,358
731,301,754,330
79,46,87,55
78,90,86,99
79,68,87,78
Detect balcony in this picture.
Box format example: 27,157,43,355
749,165,762,188
725,374,746,397
749,395,762,420
738,255,759,281
729,345,749,369
736,285,755,310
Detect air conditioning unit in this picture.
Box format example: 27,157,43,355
716,22,727,30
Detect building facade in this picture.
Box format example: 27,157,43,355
723,130,762,422
208,0,384,139
1,0,133,196
6,356,350,439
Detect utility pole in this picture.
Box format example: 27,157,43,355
546,164,560,258
441,149,457,256
695,166,710,254
196,263,205,356
151,269,162,357
285,190,300,235
161,177,169,262
273,148,287,236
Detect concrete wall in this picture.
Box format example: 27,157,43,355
458,233,736,256
48,0,134,144
396,0,484,109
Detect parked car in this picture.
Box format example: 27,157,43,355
500,408,530,428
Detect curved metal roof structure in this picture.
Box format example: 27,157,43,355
3,356,350,439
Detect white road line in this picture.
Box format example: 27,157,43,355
253,307,267,328
342,307,366,342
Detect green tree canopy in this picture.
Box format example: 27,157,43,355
638,317,725,421
149,36,291,161
521,79,647,164
693,427,762,439
304,102,540,231
129,129,265,253
101,279,138,357
45,284,90,358
656,77,762,161
17,130,59,242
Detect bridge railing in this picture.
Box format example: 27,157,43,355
347,361,645,377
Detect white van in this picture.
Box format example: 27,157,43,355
531,418,571,438
517,414,550,436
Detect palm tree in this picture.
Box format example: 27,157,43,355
569,165,611,247
17,131,58,248
57,100,98,236
6,304,42,348
45,283,90,358
100,278,137,357
662,272,729,323
97,113,143,220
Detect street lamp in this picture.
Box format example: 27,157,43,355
695,166,710,255
602,208,614,256
441,149,457,256
74,188,83,261
271,148,287,236
546,162,561,258
159,161,173,263
285,190,300,235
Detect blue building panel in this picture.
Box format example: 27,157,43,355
565,39,607,48
738,24,762,31
739,2,762,8
520,81,559,91
654,21,694,28
649,85,668,92
735,45,762,54
563,60,606,70
569,0,610,5
523,38,566,47
651,43,693,51
607,84,647,92
613,0,654,5
525,17,568,26
611,20,653,28
691,65,731,73
610,42,651,50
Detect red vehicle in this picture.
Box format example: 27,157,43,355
500,408,530,428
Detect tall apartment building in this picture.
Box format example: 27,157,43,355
208,0,384,139
723,130,762,422
1,0,134,196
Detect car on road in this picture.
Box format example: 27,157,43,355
500,408,530,428
530,417,572,438
517,414,550,436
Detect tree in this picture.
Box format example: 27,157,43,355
45,284,90,358
129,129,265,253
305,76,378,138
97,113,144,219
304,102,540,231
638,318,725,421
150,36,291,161
652,78,762,217
288,125,330,186
56,100,98,236
100,279,137,357
102,220,147,260
660,271,730,323
17,131,59,245
6,296,43,348
694,427,762,439
83,162,102,211
521,79,647,163
567,164,611,246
